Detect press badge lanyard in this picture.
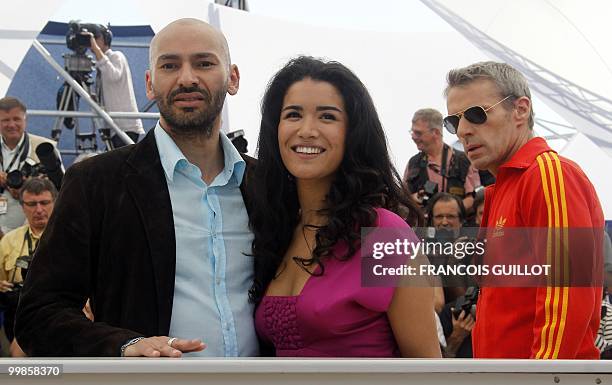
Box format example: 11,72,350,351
0,134,29,173
25,231,38,257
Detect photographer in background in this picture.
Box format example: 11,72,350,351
426,192,477,358
438,290,476,358
426,192,471,303
86,24,144,148
0,178,56,357
0,97,63,234
403,108,480,212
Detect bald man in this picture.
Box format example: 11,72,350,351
15,18,259,357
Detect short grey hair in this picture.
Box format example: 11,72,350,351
412,108,443,135
444,61,534,129
19,177,58,204
0,96,26,113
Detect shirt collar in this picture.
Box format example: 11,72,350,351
154,122,245,186
27,226,42,241
498,137,554,170
1,133,25,152
218,130,246,187
154,122,185,183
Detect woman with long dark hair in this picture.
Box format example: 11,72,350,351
249,56,440,357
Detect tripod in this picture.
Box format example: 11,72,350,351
52,53,114,153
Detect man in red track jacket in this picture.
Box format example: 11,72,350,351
443,61,603,359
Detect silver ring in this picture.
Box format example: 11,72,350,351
167,337,177,347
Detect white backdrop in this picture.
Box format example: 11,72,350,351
2,0,611,218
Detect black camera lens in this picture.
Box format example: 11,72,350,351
6,170,24,189
76,33,91,48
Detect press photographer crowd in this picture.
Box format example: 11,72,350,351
0,17,610,360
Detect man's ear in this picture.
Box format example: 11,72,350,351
145,70,155,101
513,96,531,127
227,64,240,96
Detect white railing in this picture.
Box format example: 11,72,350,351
0,358,609,385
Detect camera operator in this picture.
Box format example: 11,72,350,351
0,178,56,356
0,97,63,234
85,24,144,148
403,108,480,211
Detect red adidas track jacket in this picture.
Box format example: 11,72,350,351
474,137,603,359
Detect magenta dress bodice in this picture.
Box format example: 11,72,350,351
255,208,414,357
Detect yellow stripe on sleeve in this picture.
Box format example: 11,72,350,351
542,152,563,358
550,153,569,359
535,154,554,359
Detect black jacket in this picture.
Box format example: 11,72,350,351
15,129,255,356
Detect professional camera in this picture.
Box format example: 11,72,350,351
452,286,479,319
11,255,33,292
5,143,64,190
6,158,40,190
66,21,101,54
63,21,98,76
421,180,438,205
56,21,104,131
0,255,32,315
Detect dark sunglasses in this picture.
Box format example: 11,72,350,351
443,95,511,134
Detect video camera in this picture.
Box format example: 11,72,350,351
63,21,100,77
5,143,63,191
65,21,102,54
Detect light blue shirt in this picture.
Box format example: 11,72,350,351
155,123,258,357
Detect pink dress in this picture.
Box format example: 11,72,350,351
254,208,415,357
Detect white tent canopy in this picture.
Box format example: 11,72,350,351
435,0,612,101
2,0,611,219
430,0,612,154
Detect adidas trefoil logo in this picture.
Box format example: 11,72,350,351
493,216,507,237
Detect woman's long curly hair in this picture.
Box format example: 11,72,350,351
248,56,422,303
